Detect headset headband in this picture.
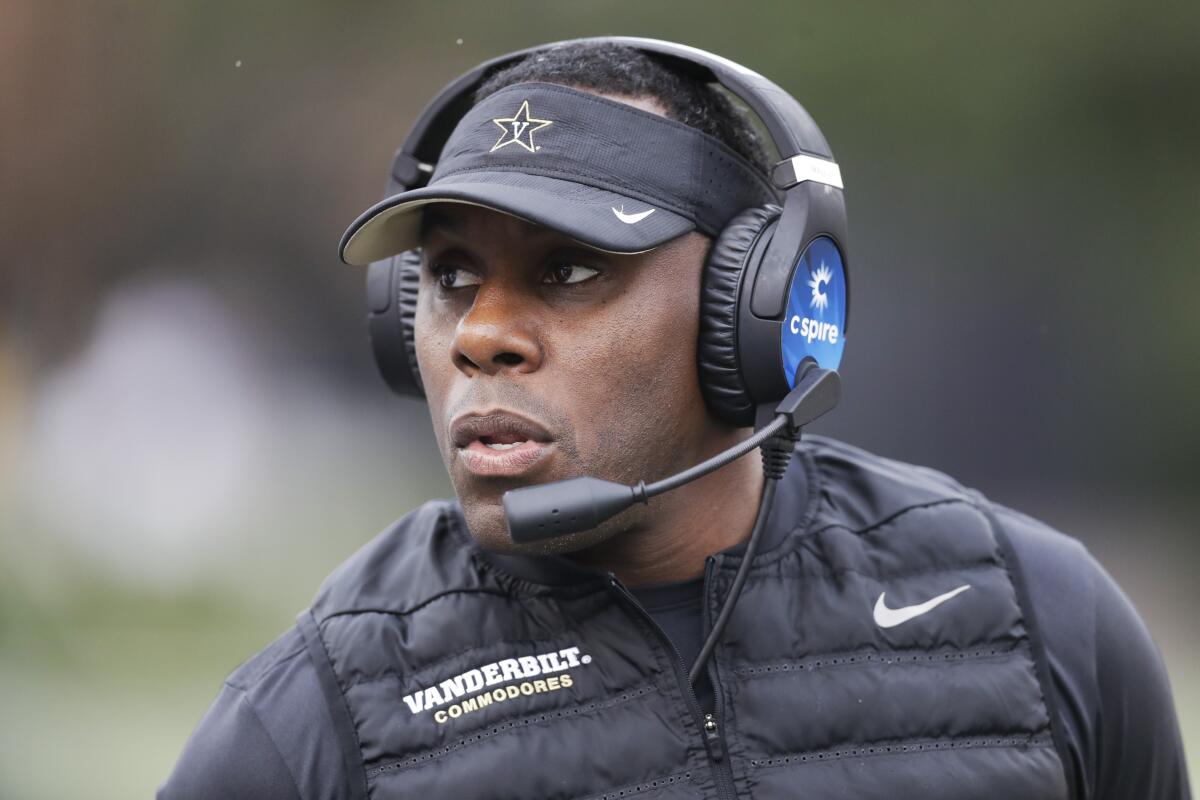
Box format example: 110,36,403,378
391,37,835,193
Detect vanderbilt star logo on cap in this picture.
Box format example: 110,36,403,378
339,83,778,266
490,99,553,153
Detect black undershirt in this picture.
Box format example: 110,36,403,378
628,577,714,712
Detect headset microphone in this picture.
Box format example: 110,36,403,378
504,361,839,685
503,362,840,544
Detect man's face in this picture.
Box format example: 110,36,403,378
415,203,732,554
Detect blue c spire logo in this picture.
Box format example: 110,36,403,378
780,236,847,385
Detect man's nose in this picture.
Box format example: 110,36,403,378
452,281,543,378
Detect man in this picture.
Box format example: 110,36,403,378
160,40,1190,799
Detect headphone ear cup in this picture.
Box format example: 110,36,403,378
366,248,425,397
698,205,781,427
396,249,424,394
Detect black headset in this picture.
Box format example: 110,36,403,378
362,36,849,428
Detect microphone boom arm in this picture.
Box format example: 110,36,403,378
503,363,840,544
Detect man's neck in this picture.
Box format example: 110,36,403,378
566,446,766,587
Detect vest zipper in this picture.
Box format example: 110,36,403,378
608,573,737,800
701,555,739,800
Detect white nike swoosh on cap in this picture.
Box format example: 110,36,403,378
873,584,971,628
612,206,656,224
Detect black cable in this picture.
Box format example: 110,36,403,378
689,477,777,685
687,423,799,686
670,420,790,687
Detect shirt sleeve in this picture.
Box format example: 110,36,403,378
999,506,1192,799
158,684,302,800
1089,560,1191,799
159,626,352,799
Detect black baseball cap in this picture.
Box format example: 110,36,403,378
339,82,776,265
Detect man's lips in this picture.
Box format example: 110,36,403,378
450,411,555,477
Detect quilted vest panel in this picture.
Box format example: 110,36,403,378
304,438,1069,799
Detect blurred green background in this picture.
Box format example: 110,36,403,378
1,2,1197,797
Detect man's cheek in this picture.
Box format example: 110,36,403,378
413,325,455,429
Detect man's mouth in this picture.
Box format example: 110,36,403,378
450,412,555,478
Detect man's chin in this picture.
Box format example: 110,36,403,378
460,498,625,557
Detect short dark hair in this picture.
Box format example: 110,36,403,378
474,42,769,174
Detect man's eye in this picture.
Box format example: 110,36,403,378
435,267,481,289
544,263,600,285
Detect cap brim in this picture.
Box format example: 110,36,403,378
339,171,694,266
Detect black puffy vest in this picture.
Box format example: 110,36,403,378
297,437,1070,799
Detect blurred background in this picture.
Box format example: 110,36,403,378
1,1,1196,797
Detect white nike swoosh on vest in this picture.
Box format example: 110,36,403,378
873,584,971,628
611,206,656,224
